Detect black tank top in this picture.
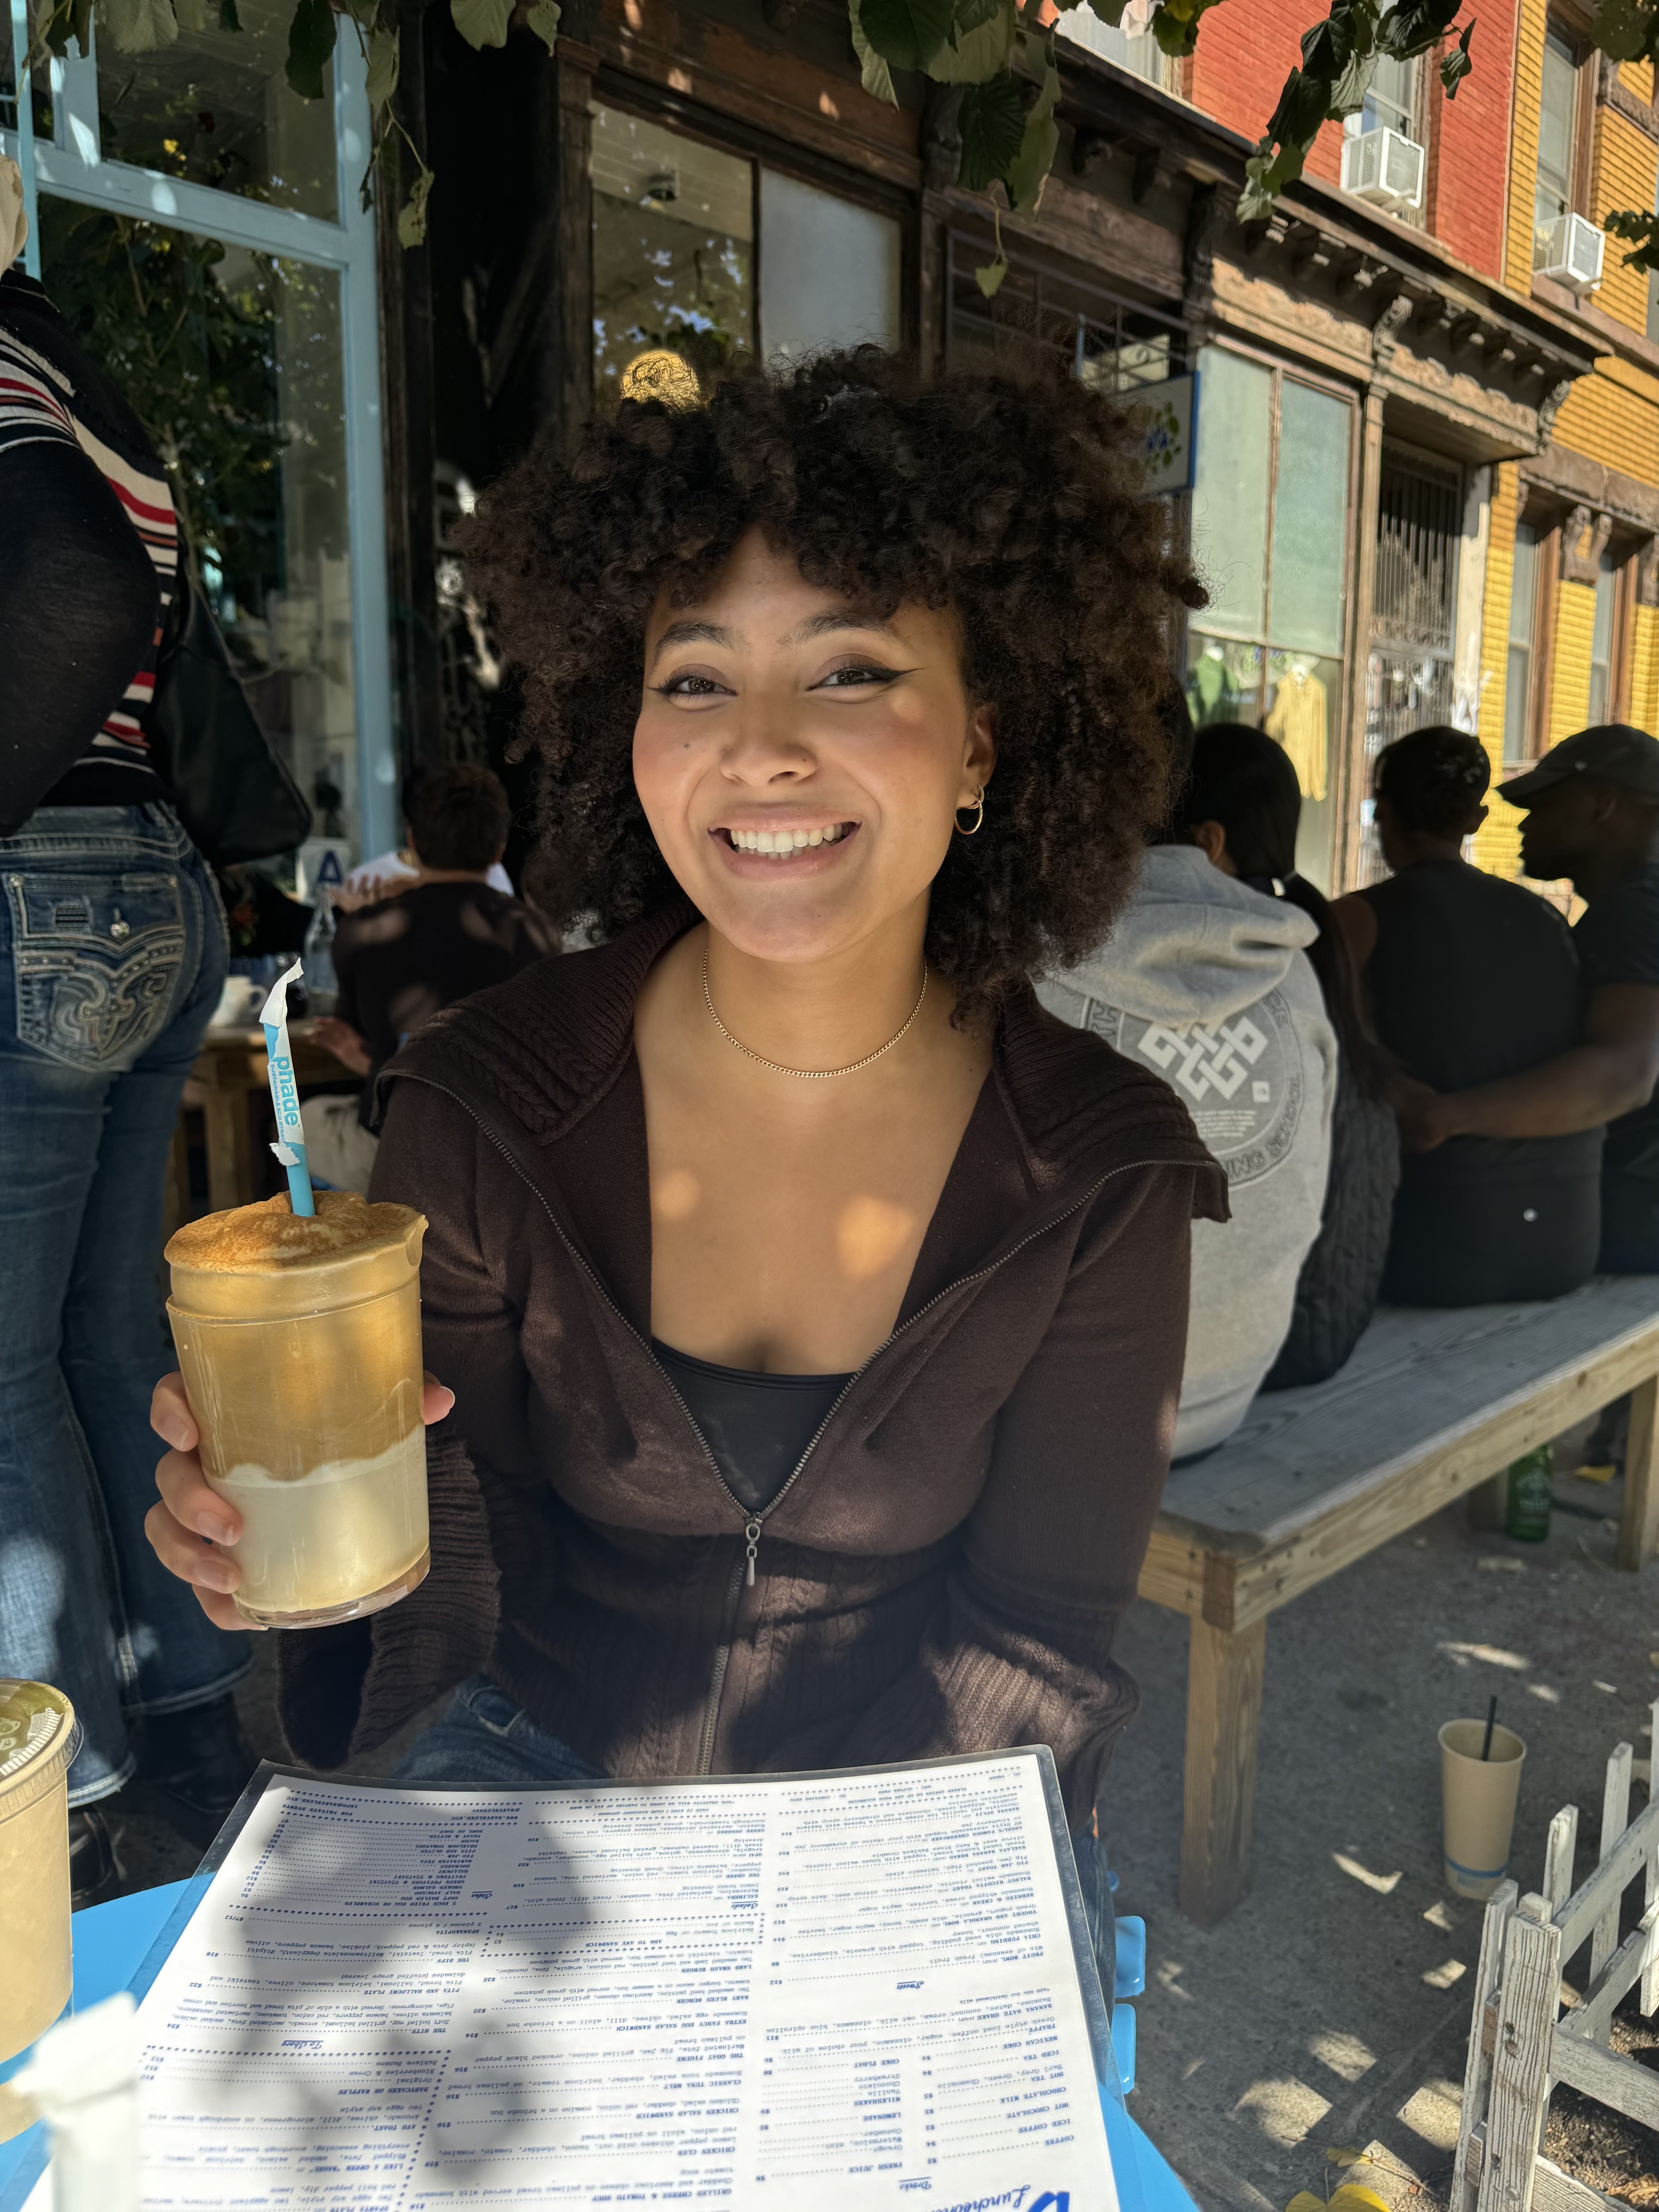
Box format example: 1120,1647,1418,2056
653,1340,853,1514
1360,859,1602,1188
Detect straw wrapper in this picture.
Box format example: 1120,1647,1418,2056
259,959,316,1218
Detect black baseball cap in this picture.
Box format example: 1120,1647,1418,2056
1499,724,1659,805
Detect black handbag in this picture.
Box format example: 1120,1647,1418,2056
143,573,314,865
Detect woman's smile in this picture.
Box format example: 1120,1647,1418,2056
711,817,861,873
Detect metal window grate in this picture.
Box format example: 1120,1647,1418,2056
1359,446,1463,880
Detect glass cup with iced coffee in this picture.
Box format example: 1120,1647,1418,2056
165,1191,430,1628
0,1680,77,2075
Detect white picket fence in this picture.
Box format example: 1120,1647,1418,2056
1451,1700,1659,2212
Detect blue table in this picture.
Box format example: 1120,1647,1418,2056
3,1883,1194,2212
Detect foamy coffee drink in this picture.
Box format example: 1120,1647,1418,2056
166,1192,429,1628
0,1680,76,2076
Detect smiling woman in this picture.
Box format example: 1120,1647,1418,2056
145,348,1226,1990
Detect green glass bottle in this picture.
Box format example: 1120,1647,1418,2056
1504,1447,1555,1542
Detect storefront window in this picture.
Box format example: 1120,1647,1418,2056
591,104,754,398
41,205,358,834
1187,345,1352,889
591,105,903,398
946,222,1185,392
757,168,900,361
96,0,338,220
6,22,393,859
1588,548,1618,725
1505,520,1539,765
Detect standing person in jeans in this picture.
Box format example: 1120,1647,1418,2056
1332,726,1603,1304
301,763,556,1194
0,168,243,1891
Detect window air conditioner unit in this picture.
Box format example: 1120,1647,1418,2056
1340,126,1426,213
1534,211,1604,291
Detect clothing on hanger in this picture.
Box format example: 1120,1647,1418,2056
1264,663,1328,801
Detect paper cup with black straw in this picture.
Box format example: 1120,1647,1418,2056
259,960,315,1218
1439,1696,1525,1899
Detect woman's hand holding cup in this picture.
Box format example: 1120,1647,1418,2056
145,1370,457,1630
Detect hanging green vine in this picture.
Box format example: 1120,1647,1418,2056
20,0,1659,276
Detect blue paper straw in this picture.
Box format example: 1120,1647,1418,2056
258,958,316,1218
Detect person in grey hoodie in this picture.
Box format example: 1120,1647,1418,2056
1039,758,1338,1457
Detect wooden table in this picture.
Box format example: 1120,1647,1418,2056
1137,1279,1659,1928
172,1023,356,1219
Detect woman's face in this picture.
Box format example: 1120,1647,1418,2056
633,529,996,965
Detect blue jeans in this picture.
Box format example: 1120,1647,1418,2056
398,1676,1118,2007
0,804,244,1803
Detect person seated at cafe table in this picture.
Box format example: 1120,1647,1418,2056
145,350,1226,1988
301,762,555,1195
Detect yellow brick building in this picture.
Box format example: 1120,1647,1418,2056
1474,8,1659,878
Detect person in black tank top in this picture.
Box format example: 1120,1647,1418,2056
1333,727,1601,1305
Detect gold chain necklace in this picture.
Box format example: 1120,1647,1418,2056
701,948,927,1080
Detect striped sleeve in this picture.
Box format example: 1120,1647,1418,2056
0,326,80,457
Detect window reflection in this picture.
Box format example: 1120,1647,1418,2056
96,0,338,221
591,103,754,400
42,201,355,843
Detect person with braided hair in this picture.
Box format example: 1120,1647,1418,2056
1331,725,1601,1304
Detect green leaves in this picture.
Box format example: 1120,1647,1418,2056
1607,204,1659,275
1151,0,1221,57
1376,0,1459,58
525,0,561,54
1236,1,1484,225
397,165,433,247
849,0,899,102
451,0,512,48
101,0,179,53
284,0,336,98
957,73,1025,188
365,24,399,111
927,0,1015,83
1591,0,1657,62
1440,17,1473,94
1005,50,1059,210
859,0,956,74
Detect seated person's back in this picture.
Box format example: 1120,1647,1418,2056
1042,724,1337,1456
1177,727,1400,1393
302,764,555,1191
1335,726,1600,1305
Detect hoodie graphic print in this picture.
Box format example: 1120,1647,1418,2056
1041,844,1338,1458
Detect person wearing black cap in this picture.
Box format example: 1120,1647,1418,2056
1398,723,1659,1274
1332,726,1600,1304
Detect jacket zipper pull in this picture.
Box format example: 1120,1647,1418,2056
744,1519,762,1588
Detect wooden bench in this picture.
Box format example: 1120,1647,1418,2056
1136,1277,1659,1928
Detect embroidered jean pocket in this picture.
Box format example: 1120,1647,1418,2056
6,868,186,1072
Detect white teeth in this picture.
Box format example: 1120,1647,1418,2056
727,823,850,853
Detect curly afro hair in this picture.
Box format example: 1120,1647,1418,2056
465,347,1206,1022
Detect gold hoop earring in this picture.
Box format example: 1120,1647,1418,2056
955,787,986,837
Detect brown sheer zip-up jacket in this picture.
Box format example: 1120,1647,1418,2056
277,902,1227,1827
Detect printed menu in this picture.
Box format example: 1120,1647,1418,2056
129,1750,1117,2210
